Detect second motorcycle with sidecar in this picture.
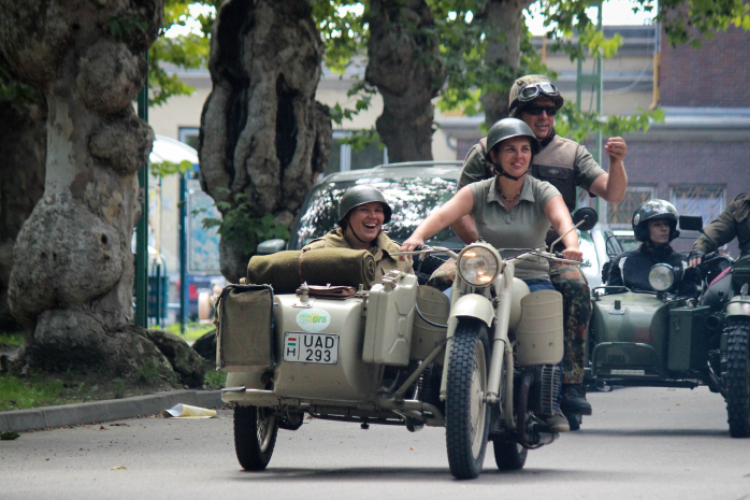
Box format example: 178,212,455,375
216,213,595,479
588,214,750,437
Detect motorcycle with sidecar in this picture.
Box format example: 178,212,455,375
588,214,750,437
216,213,595,479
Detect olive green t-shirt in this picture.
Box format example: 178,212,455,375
469,176,561,280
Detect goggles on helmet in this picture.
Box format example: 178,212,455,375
518,82,560,103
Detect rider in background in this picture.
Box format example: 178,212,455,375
302,185,413,283
607,200,689,291
688,192,750,268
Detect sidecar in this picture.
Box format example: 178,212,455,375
216,250,454,472
588,214,750,437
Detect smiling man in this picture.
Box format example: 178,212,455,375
450,74,630,424
302,185,413,284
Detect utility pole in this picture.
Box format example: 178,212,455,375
135,57,149,328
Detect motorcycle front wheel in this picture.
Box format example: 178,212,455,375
234,405,279,470
445,318,491,479
724,319,750,438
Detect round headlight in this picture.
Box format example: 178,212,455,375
648,263,675,291
458,246,499,286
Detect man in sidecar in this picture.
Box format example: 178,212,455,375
302,185,413,283
606,200,693,292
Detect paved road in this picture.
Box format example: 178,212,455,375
1,386,749,500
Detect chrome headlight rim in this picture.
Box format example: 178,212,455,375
648,263,675,291
457,244,500,287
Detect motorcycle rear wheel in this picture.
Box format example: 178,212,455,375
234,405,279,470
724,319,750,438
445,318,491,479
493,439,527,470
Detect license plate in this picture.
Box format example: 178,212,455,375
283,332,339,364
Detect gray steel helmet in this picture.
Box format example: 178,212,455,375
485,117,541,160
338,185,392,224
632,199,680,242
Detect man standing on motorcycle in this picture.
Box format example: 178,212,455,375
446,75,629,420
400,117,583,433
688,192,750,267
607,200,690,290
302,185,413,282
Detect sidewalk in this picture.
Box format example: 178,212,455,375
0,389,224,433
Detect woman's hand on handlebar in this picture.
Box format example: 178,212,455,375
398,237,424,261
562,247,583,262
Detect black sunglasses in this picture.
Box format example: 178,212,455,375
523,105,557,116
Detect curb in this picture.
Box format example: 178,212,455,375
0,389,224,433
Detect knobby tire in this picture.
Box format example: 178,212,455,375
724,319,750,438
445,318,491,479
234,405,279,470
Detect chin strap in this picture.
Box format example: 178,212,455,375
492,160,528,181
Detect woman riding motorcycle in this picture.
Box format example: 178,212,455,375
302,185,413,283
606,199,691,291
399,117,583,433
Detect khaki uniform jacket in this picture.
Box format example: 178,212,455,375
693,193,750,257
302,228,414,284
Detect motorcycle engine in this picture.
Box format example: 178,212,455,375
529,365,561,418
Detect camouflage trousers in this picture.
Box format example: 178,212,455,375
426,259,591,385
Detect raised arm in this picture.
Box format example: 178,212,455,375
588,137,628,203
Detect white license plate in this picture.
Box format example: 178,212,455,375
283,332,339,364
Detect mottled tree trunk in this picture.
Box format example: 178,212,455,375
0,90,46,331
479,0,534,127
365,0,444,162
199,0,331,284
0,1,181,378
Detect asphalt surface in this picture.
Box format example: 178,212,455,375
0,390,224,433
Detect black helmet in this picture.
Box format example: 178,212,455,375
338,185,392,224
485,117,541,160
632,199,680,242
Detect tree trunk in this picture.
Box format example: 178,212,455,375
479,0,535,127
199,0,331,284
0,88,46,332
0,0,184,380
365,0,444,162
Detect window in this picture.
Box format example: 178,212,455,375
178,127,199,151
671,185,725,225
606,185,657,229
324,130,388,175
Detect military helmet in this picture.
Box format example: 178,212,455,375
485,117,541,160
632,199,680,242
338,185,392,224
508,75,564,117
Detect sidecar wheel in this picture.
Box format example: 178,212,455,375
234,405,278,470
493,439,527,470
446,318,491,479
724,320,750,438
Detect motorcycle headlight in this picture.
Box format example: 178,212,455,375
458,245,499,286
648,263,675,291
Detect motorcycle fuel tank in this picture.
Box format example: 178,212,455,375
591,292,682,376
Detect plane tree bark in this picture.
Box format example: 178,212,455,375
365,0,444,162
199,0,331,283
0,0,202,382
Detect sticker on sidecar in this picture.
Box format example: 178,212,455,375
295,308,331,332
283,332,339,364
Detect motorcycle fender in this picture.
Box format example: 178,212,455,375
725,297,750,317
449,293,494,329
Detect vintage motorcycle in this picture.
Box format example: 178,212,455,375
588,215,750,437
216,213,595,479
